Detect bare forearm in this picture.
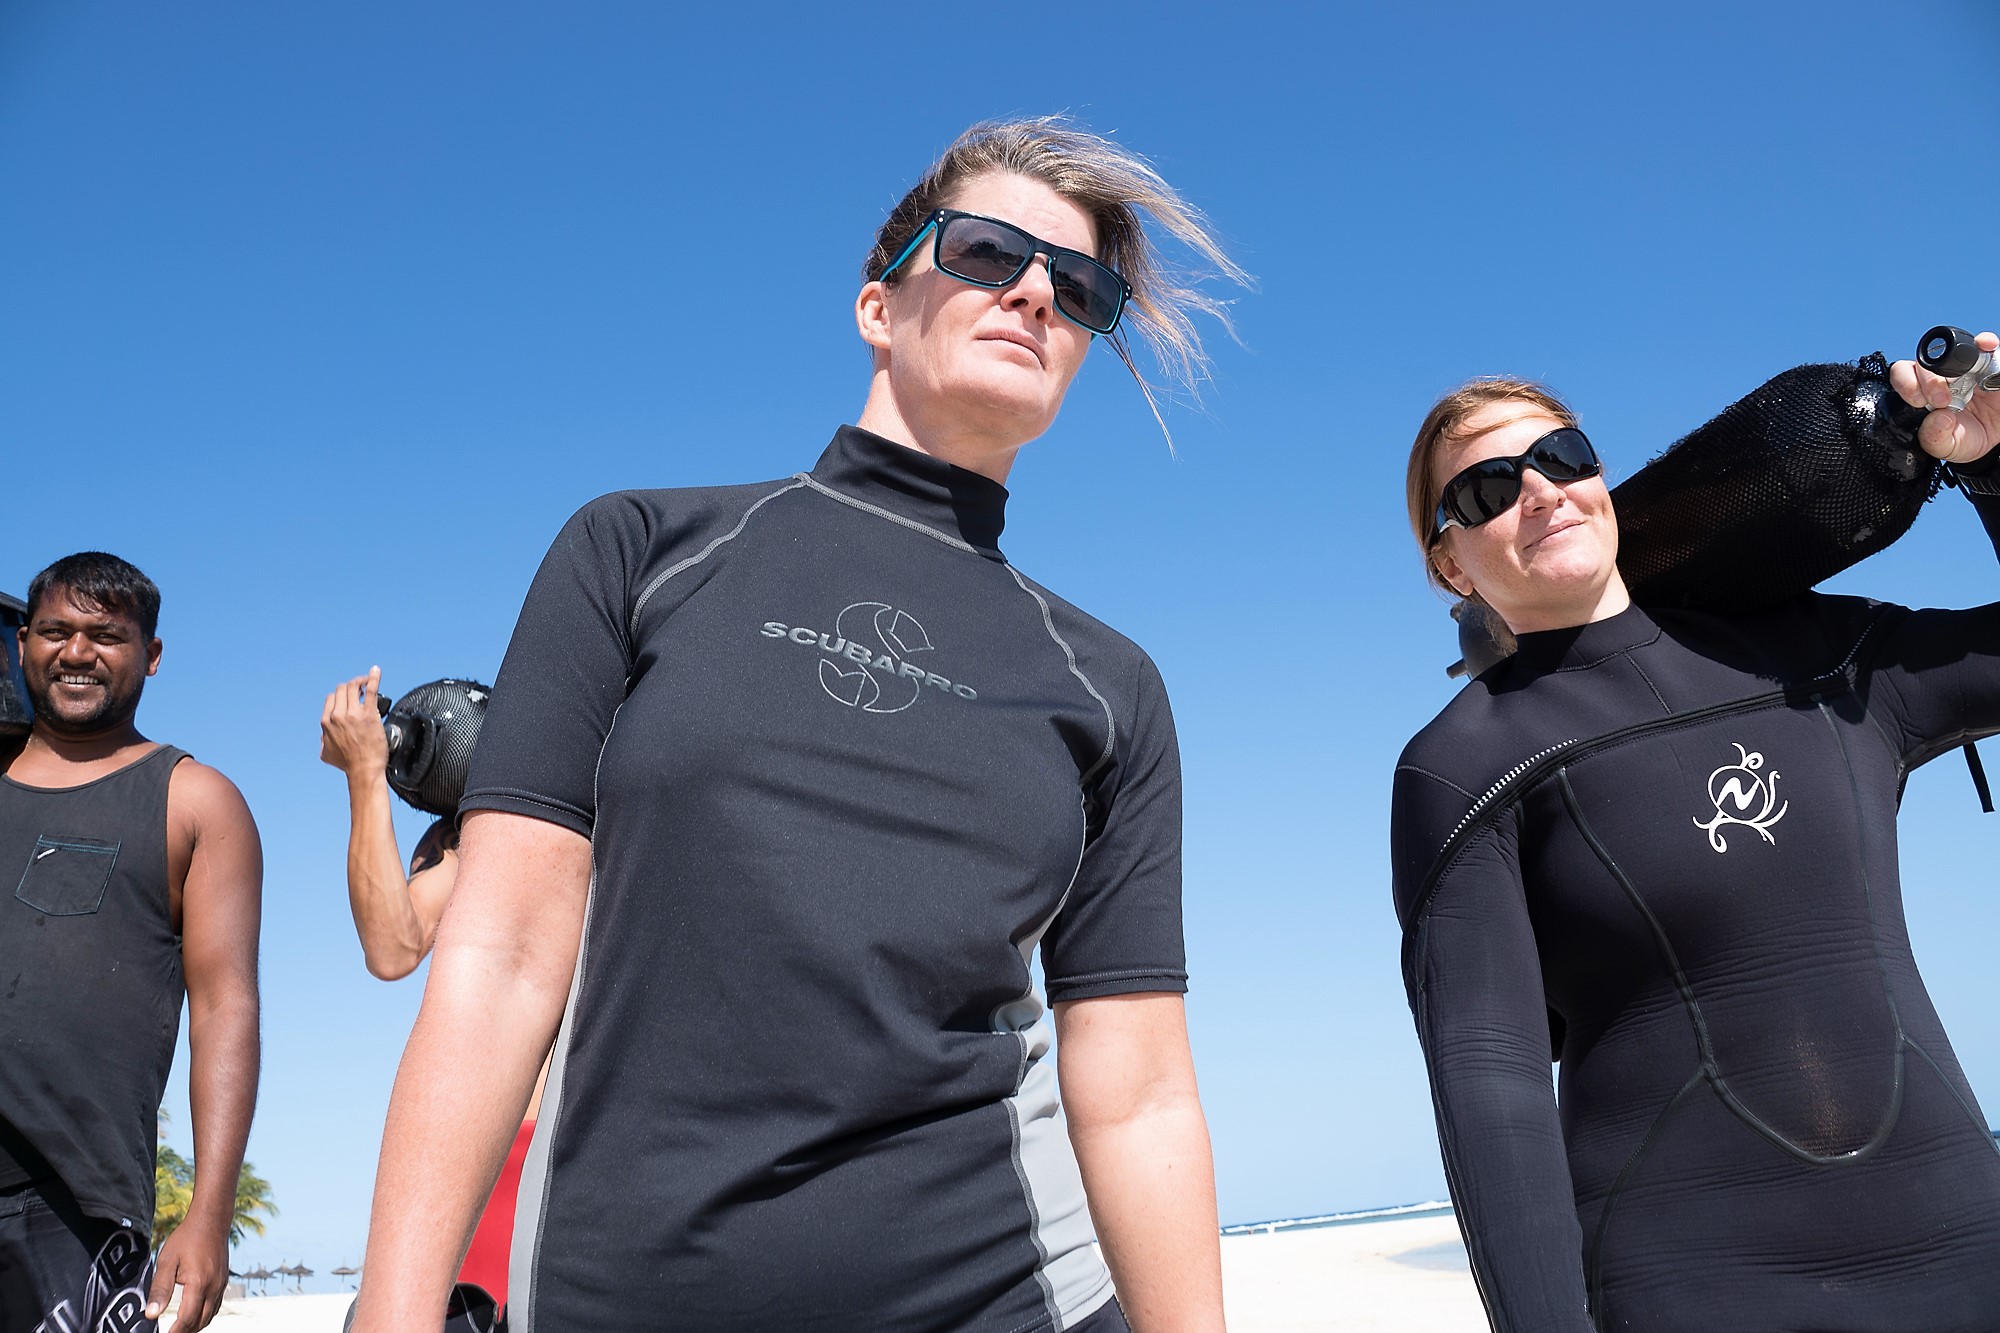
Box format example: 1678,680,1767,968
1071,1096,1223,1332
346,776,428,978
351,942,569,1327
185,989,259,1232
1057,994,1223,1332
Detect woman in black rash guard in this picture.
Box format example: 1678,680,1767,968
1392,335,2000,1332
350,119,1247,1333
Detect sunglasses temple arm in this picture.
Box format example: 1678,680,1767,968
876,218,938,283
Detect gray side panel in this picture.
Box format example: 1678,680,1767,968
998,875,1115,1331
1004,1019,1116,1329
507,872,597,1332
511,673,635,1328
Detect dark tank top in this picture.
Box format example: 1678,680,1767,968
0,745,187,1229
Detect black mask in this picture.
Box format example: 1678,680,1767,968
380,678,492,817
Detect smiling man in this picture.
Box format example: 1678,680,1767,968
0,552,261,1333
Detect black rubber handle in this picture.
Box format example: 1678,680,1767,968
1919,325,1981,377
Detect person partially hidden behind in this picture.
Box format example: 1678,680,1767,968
320,667,531,1319
0,552,262,1333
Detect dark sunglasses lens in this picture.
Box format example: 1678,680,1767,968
937,216,1034,285
1049,256,1124,332
1528,428,1599,481
1447,460,1524,527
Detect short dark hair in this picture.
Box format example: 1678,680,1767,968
26,552,162,640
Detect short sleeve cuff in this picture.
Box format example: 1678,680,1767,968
458,789,595,840
1044,967,1189,1005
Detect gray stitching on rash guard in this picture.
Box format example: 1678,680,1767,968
628,478,809,637
797,473,999,557
1001,1098,1060,1327
1007,567,1117,787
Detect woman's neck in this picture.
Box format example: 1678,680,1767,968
854,377,1023,485
1500,574,1633,636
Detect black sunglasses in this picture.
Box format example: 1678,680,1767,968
1430,427,1602,541
878,209,1132,336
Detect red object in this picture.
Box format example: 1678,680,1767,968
458,1119,535,1309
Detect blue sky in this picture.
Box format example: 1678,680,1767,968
3,0,1997,1286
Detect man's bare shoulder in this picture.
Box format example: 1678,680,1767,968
167,757,257,835
169,755,245,803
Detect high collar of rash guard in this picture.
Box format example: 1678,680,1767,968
808,426,1010,554
1509,602,1664,674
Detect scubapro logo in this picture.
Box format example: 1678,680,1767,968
1692,741,1788,853
760,602,977,714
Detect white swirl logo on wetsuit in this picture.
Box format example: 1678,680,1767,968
759,602,978,714
1692,741,1788,853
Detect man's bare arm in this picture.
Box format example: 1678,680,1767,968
147,761,262,1331
321,669,460,978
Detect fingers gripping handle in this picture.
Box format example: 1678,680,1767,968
1919,325,2000,411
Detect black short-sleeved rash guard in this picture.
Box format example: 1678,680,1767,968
462,427,1186,1332
1391,486,2000,1332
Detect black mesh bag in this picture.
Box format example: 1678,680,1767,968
382,678,491,817
1612,354,1937,611
0,592,30,737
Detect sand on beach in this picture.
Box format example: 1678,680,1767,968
161,1291,353,1330
160,1217,1483,1331
1222,1214,1484,1332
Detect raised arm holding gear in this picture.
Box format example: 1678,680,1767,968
1393,333,2000,1331
319,666,458,981
320,667,535,1320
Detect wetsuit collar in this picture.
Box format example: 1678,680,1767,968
1510,602,1663,673
810,426,1009,555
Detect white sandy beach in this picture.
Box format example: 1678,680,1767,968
160,1215,1482,1330
1221,1215,1484,1332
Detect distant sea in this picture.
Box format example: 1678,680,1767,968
1220,1200,1456,1236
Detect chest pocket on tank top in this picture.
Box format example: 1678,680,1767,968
14,835,121,916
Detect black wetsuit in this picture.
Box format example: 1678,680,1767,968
1392,474,2000,1331
462,426,1182,1333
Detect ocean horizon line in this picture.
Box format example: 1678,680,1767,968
1221,1200,1455,1236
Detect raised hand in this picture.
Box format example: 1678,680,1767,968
1889,329,2000,465
320,666,388,778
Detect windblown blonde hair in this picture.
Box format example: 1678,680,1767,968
865,116,1250,441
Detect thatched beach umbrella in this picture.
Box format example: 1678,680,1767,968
290,1263,314,1290
332,1263,360,1290
244,1265,274,1295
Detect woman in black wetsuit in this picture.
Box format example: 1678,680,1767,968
351,119,1246,1333
1392,335,2000,1331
